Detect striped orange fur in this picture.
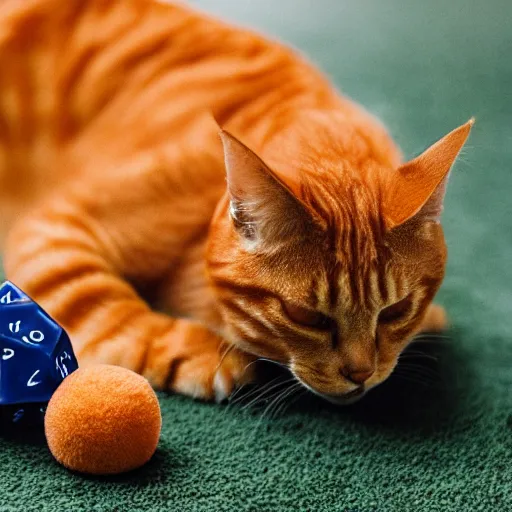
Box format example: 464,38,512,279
0,0,472,403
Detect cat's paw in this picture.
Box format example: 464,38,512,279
167,339,256,402
418,303,448,333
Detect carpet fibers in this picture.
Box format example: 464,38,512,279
1,1,511,510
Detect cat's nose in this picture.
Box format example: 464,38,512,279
340,367,374,384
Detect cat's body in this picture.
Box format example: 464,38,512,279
0,0,471,403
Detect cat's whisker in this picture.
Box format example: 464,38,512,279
403,346,441,353
225,381,253,406
270,383,305,419
393,367,440,384
400,350,440,359
237,377,296,412
411,334,451,342
227,375,283,407
239,357,266,377
260,389,294,423
256,357,289,370
256,389,289,423
399,352,439,363
398,361,440,375
246,385,306,445
396,369,440,384
215,343,235,373
256,382,302,424
225,356,293,409
221,357,274,407
284,387,309,411
395,365,439,377
393,372,437,387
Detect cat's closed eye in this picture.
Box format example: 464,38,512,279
378,294,413,324
284,303,331,329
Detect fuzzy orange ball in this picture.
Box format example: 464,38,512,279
44,364,161,475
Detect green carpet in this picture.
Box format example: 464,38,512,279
1,0,511,510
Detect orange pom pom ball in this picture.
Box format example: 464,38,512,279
44,364,161,475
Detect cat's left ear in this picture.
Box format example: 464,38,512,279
219,130,312,250
382,119,474,229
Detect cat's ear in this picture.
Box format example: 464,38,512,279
219,130,311,250
382,119,474,230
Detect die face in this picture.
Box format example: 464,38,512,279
0,402,47,430
0,335,60,405
0,280,78,410
52,331,79,382
0,301,62,357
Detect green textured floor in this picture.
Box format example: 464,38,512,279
1,0,511,511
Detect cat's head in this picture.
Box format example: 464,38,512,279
206,115,472,404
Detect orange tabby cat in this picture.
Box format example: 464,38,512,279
0,0,472,404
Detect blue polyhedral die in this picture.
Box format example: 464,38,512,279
0,281,78,427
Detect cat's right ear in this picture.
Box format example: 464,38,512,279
382,119,473,230
219,130,312,251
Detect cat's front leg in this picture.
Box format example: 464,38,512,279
3,193,255,401
74,309,256,401
149,319,256,400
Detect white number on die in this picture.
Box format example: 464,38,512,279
22,330,45,344
27,369,41,387
8,320,21,333
56,351,72,379
2,348,14,360
0,291,12,304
